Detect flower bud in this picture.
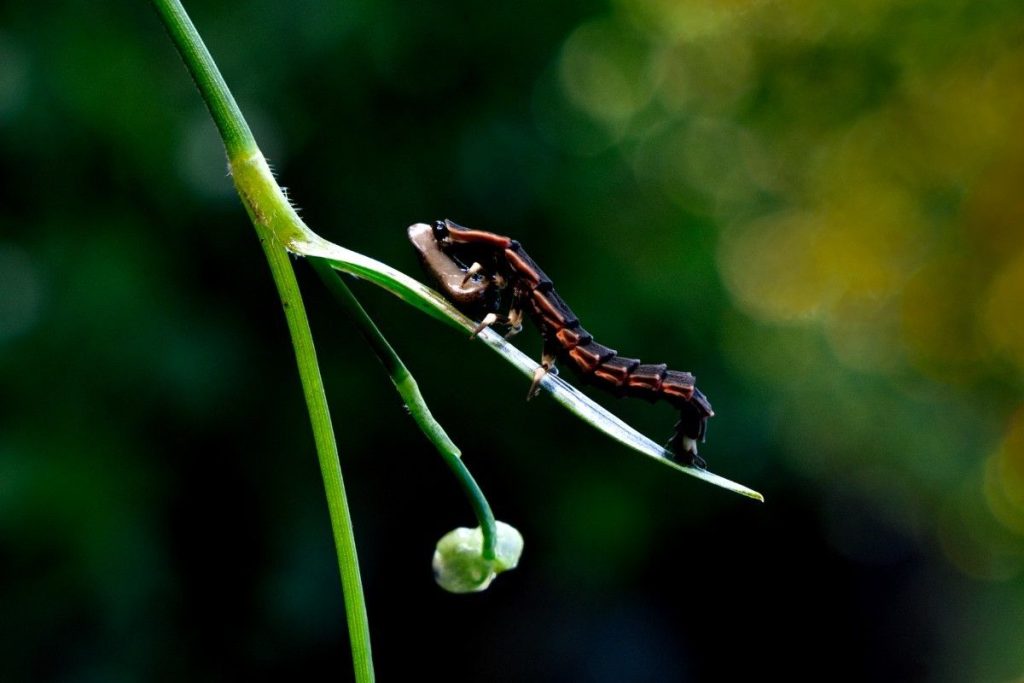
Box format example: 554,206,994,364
432,521,523,593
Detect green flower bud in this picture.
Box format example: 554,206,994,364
432,521,523,594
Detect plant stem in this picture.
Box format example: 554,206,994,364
150,0,375,679
151,0,255,157
255,230,374,682
311,259,498,560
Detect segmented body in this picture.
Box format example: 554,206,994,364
408,220,714,467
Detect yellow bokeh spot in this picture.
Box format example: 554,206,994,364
719,163,926,366
901,47,1024,185
983,250,1024,371
718,211,833,322
961,144,1024,259
984,409,1024,537
901,257,987,379
810,145,928,298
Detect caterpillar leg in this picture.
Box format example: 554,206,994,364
504,305,524,339
667,390,713,469
470,312,500,338
469,308,524,339
688,452,708,470
527,349,558,401
666,434,707,469
460,261,485,285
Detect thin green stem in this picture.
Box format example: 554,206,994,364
151,0,256,157
310,258,497,560
255,231,374,682
150,1,375,679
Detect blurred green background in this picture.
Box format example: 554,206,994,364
2,0,1024,680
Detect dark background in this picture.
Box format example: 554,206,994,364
2,0,1024,680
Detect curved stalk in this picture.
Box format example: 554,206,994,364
311,258,498,560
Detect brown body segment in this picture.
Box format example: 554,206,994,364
661,370,696,403
504,247,551,289
567,341,618,374
412,219,714,466
530,288,578,329
555,327,592,349
443,220,513,249
625,363,668,397
593,356,641,387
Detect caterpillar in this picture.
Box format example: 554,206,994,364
408,220,714,468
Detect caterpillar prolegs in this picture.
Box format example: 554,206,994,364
408,220,714,468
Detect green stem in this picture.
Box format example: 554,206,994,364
256,231,374,682
310,259,497,560
151,0,256,157
150,0,375,679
